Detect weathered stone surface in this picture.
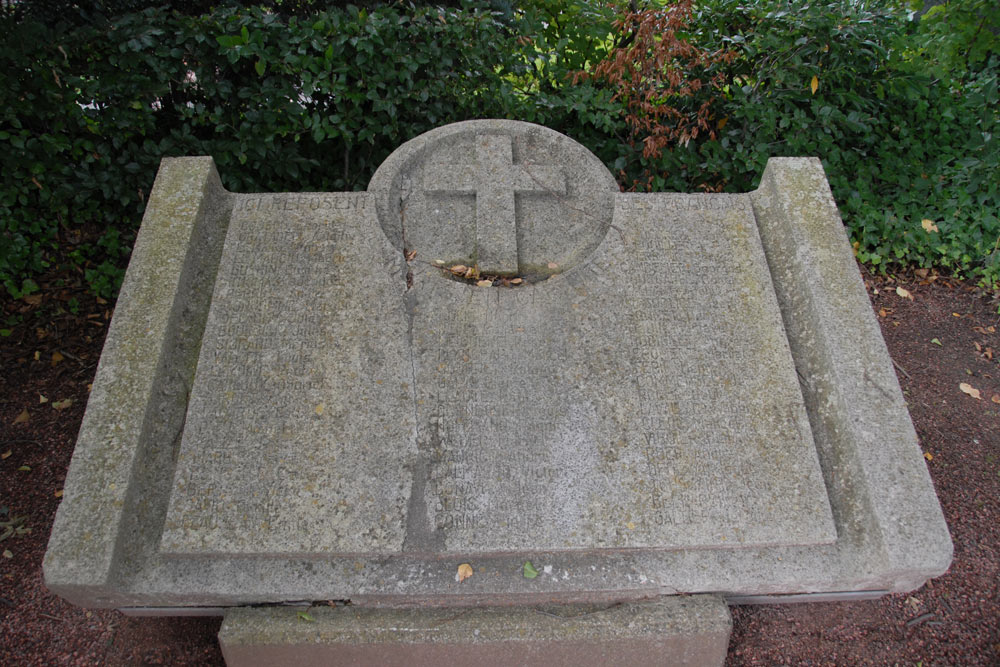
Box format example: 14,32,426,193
159,192,415,556
43,157,232,603
44,120,951,612
369,119,616,279
218,596,732,667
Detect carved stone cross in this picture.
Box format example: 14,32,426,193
422,134,565,275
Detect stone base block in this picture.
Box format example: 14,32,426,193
219,595,731,667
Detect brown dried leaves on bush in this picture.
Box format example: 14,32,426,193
577,0,735,164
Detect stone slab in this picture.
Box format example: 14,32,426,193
44,120,952,611
218,596,731,667
160,188,835,557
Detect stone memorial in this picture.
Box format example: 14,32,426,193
44,120,952,664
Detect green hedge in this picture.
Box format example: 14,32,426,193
0,3,539,298
1,0,997,300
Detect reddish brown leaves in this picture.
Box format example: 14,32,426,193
580,1,735,169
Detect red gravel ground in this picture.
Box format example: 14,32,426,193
1,268,997,665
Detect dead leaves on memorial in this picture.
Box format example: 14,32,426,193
456,562,474,583
437,262,525,288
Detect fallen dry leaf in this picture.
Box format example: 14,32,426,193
476,279,493,287
449,264,468,275
878,308,890,317
404,249,416,261
896,287,913,300
1,450,11,460
51,351,64,366
914,268,929,279
510,278,523,285
54,489,63,498
959,382,982,400
992,394,1000,404
314,404,324,416
547,262,559,270
52,399,73,411
456,563,474,583
23,294,42,306
924,452,933,461
921,219,939,233
12,409,29,425
38,394,48,404
810,75,819,95
433,259,445,265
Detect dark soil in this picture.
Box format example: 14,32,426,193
1,268,997,665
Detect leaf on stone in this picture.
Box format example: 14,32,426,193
51,351,64,365
895,287,913,300
510,278,523,285
522,561,539,579
959,382,981,400
404,249,417,261
921,219,939,233
810,75,819,95
315,403,324,416
476,279,493,288
547,262,559,270
449,264,468,275
52,398,73,411
12,409,29,425
296,611,315,622
433,259,445,265
930,338,942,346
456,562,474,583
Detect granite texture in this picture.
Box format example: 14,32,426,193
218,596,731,667
44,122,952,612
369,119,616,279
43,157,233,606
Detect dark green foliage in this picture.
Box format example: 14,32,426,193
0,2,530,297
1,0,996,298
613,0,999,285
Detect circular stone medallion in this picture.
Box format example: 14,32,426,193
369,120,617,281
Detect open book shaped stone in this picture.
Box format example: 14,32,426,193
45,120,951,610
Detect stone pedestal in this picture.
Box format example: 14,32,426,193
219,596,731,667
